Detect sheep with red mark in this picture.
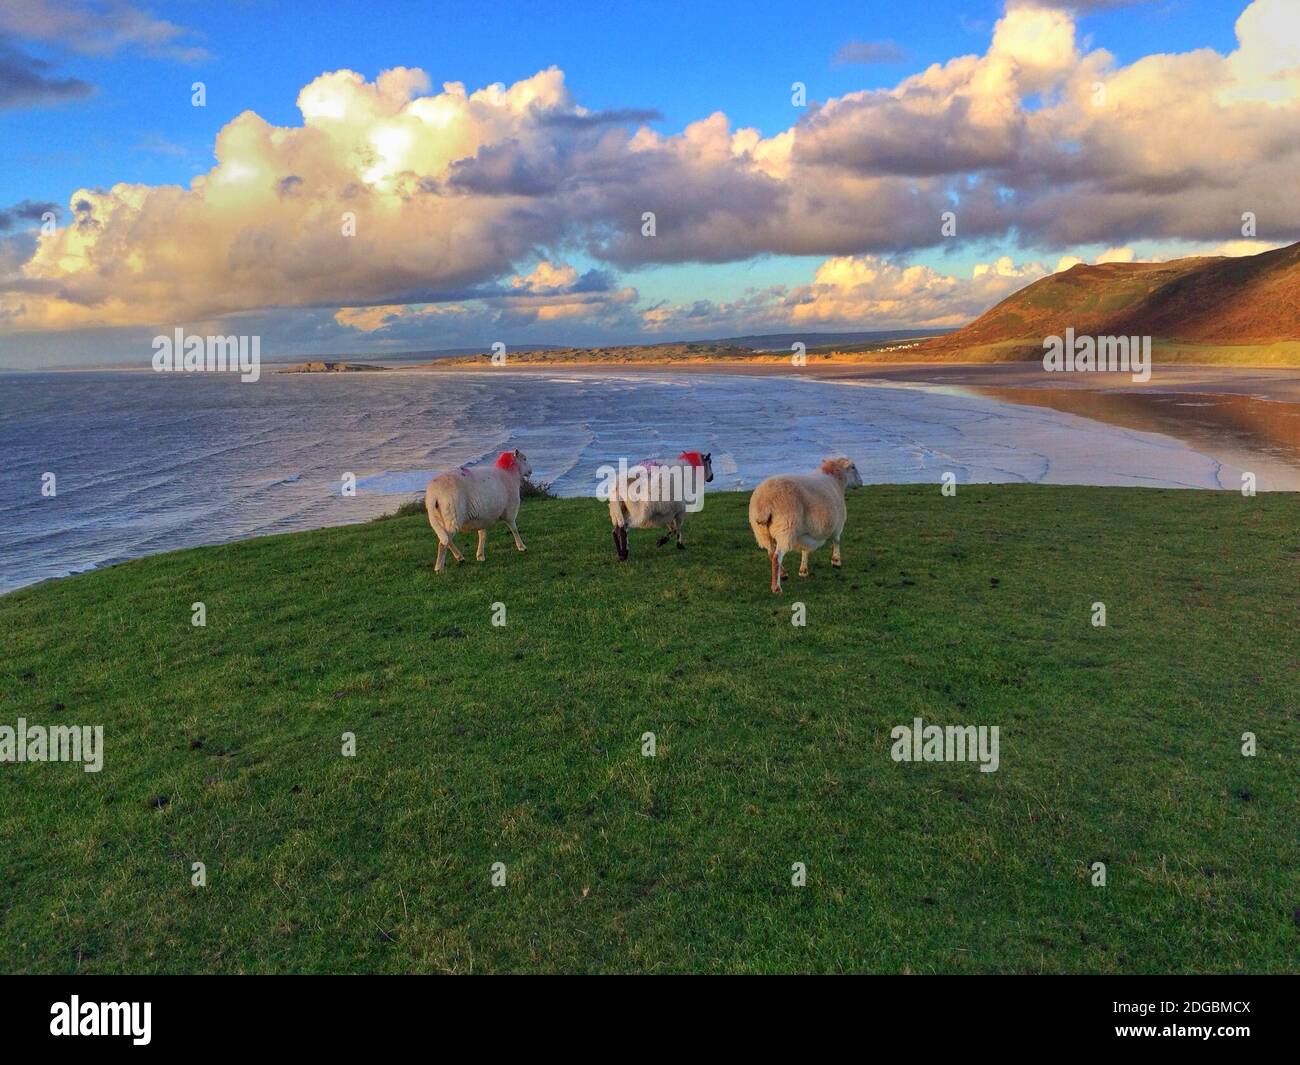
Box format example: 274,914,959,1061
608,450,713,561
425,449,531,572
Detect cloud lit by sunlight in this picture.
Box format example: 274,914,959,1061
1,0,1297,338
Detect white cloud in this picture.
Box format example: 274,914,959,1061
2,0,1298,336
642,255,1050,333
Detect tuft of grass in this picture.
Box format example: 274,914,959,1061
1,486,1297,974
520,475,556,500
373,496,425,521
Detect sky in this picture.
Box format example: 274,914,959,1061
0,0,1297,366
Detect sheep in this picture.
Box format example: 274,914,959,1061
425,449,531,572
608,451,713,561
747,457,863,593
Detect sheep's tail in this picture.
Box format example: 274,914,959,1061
748,502,777,552
425,487,452,543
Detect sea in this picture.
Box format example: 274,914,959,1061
0,366,1293,594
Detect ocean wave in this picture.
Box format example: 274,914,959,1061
1,368,1264,594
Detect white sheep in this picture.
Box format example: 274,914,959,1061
425,449,531,572
747,457,863,593
608,451,713,560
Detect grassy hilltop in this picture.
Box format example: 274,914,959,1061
918,241,1300,366
2,486,1298,973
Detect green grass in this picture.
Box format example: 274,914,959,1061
2,486,1298,974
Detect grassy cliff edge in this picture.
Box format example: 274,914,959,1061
2,486,1297,973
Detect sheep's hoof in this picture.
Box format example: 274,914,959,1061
799,569,809,578
831,559,841,568
656,535,670,547
676,541,685,550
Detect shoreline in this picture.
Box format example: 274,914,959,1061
8,362,1300,597
398,360,1300,497
402,358,1300,400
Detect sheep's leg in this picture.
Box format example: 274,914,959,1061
476,528,487,562
657,520,674,548
831,537,842,568
610,497,629,561
675,514,686,550
445,535,465,563
799,550,810,577
770,549,786,593
435,541,447,573
506,517,527,553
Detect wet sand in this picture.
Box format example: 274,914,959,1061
804,361,1300,400
835,364,1300,492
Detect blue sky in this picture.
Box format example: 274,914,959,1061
2,1,1241,199
4,1,1240,200
0,0,1290,365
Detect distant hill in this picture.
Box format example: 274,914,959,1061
434,341,759,366
264,345,565,366
708,329,950,352
922,241,1300,362
432,331,952,367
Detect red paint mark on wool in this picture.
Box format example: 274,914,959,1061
678,451,705,467
495,451,517,470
